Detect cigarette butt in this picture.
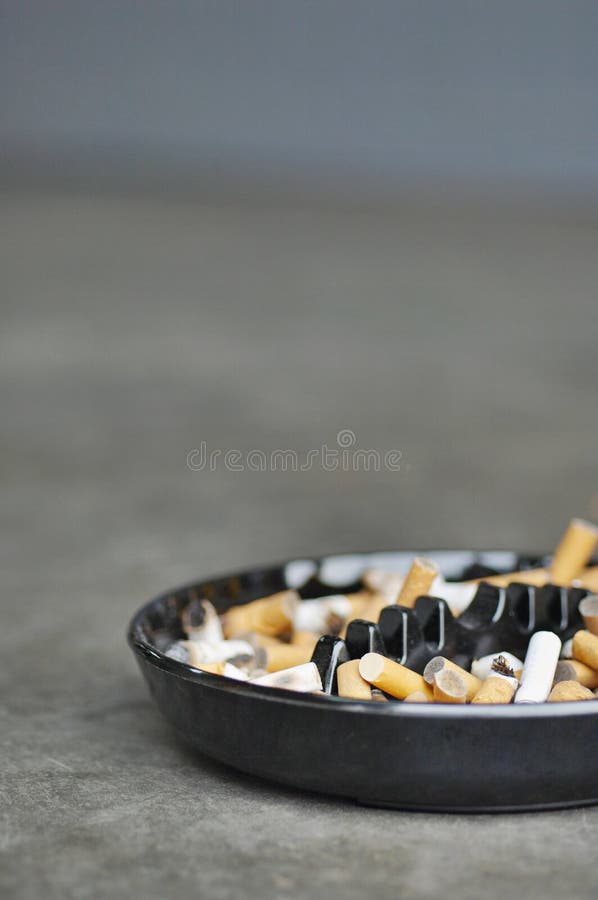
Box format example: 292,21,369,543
572,629,598,670
560,638,574,659
551,519,598,585
183,639,254,668
466,568,549,588
471,675,518,704
336,659,372,700
358,652,434,700
554,659,598,689
182,598,224,643
514,631,562,703
252,661,323,692
165,640,191,663
360,592,392,623
265,643,314,673
548,680,595,702
579,567,598,592
362,569,404,603
397,557,440,608
470,652,524,682
371,689,389,702
223,590,298,638
432,579,477,616
293,595,351,634
246,632,286,650
433,668,467,704
423,657,482,702
221,662,250,681
291,630,320,647
195,660,226,675
403,691,431,703
334,592,374,638
579,595,598,637
345,591,377,618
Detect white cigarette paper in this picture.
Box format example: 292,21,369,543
292,595,351,633
560,638,574,659
183,599,224,644
184,639,255,668
430,577,478,616
362,569,404,604
470,652,524,681
514,631,562,704
251,662,323,692
221,663,250,681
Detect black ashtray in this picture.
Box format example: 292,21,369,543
127,550,598,812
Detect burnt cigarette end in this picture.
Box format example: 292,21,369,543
182,599,223,643
491,655,516,678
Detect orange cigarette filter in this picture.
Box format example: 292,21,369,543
334,593,374,638
336,660,372,700
396,557,439,609
548,680,595,702
466,568,549,588
223,590,298,638
195,660,226,675
554,659,598,690
572,630,598,671
423,657,482,702
360,591,392,623
471,675,517,705
578,595,598,637
247,632,287,650
359,653,434,700
433,669,467,704
345,592,378,618
550,519,598,585
403,691,431,703
265,643,314,673
579,567,598,592
291,630,321,647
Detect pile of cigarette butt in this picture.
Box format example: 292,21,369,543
165,517,598,705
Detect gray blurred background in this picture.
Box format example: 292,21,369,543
2,4,598,900
3,1,598,198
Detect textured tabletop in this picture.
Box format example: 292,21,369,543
2,186,598,899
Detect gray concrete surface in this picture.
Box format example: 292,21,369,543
2,187,598,899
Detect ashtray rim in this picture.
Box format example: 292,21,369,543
127,547,598,719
